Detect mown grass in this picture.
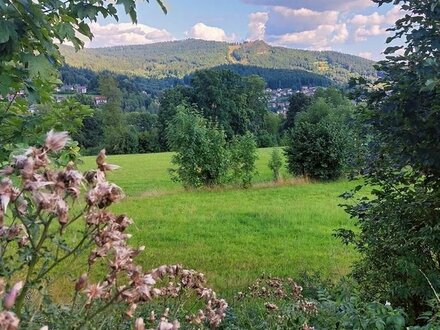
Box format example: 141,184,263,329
53,148,357,298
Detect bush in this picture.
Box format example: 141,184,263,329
268,149,283,182
167,105,229,188
229,132,258,188
285,97,353,181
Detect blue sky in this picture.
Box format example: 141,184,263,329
86,0,403,60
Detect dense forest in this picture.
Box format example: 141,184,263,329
60,39,376,86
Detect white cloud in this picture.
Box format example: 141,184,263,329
272,6,339,23
358,51,373,60
185,23,236,42
247,12,269,41
273,23,349,51
85,22,174,48
350,5,403,26
242,0,372,12
355,24,388,41
266,6,339,35
350,5,403,41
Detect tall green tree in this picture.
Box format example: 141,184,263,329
285,91,355,181
157,86,191,151
283,92,312,131
336,0,440,320
98,74,139,154
158,69,269,149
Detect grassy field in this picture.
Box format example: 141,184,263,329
57,148,357,297
80,148,293,196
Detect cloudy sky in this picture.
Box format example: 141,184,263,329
85,0,403,60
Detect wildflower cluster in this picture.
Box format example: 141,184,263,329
234,275,317,329
0,131,227,329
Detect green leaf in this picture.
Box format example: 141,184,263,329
23,54,56,78
421,78,438,92
0,74,12,95
0,20,17,43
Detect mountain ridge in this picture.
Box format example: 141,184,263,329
60,39,376,86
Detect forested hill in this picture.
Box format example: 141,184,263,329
60,39,376,86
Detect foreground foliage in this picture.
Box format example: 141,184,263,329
337,0,440,322
0,133,227,329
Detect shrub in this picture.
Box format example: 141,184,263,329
268,149,283,182
167,105,229,188
285,97,353,181
229,132,258,188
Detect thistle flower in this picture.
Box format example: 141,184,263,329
44,130,69,152
0,178,13,214
86,182,124,208
0,311,20,330
0,166,14,177
55,198,69,225
33,192,54,210
84,283,106,304
134,318,145,330
13,155,27,169
31,147,50,168
264,302,278,311
96,149,120,172
125,303,137,318
21,157,35,181
15,198,28,216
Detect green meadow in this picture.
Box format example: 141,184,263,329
63,148,357,297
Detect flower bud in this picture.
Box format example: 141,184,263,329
75,273,88,292
45,130,69,152
4,281,23,309
134,317,145,330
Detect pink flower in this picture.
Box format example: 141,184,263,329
84,283,106,304
86,182,124,208
0,166,14,176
